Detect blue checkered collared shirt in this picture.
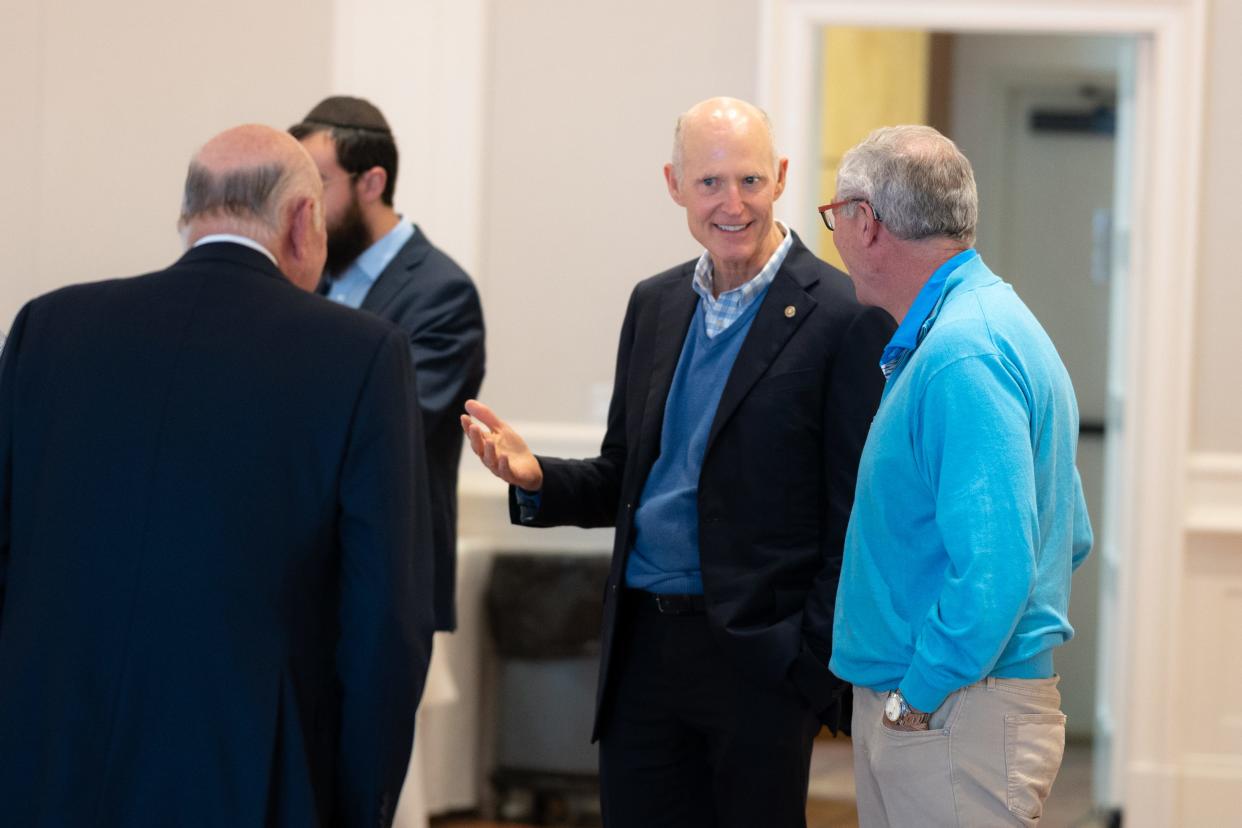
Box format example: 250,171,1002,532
690,222,794,338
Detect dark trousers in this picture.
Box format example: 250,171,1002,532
598,591,820,828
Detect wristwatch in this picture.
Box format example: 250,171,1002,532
884,690,931,730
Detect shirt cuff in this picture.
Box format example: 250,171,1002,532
514,487,542,524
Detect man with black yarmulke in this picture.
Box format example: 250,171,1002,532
292,97,485,634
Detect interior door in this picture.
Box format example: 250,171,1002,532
991,80,1116,749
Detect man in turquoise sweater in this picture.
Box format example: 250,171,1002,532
823,125,1093,827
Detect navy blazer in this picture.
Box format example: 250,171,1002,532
339,225,485,632
512,232,893,739
0,243,435,827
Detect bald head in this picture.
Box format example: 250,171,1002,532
180,125,320,238
179,124,327,290
193,123,317,179
663,96,789,291
670,97,778,183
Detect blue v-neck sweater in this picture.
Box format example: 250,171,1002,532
625,297,764,594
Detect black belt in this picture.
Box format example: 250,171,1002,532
627,589,706,616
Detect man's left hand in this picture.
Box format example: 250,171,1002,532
882,714,930,732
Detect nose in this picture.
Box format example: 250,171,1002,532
720,182,744,215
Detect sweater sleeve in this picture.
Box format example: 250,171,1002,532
1070,466,1093,572
899,353,1038,712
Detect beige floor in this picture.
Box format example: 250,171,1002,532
433,737,1099,828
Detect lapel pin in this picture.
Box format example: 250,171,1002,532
784,305,797,318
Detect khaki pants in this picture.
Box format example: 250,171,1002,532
851,677,1066,827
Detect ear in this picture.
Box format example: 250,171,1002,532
356,166,388,206
287,196,313,255
284,196,325,290
664,163,686,206
860,204,882,248
772,157,789,201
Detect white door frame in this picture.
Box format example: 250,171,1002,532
756,1,1206,825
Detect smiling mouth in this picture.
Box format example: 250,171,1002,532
715,222,750,232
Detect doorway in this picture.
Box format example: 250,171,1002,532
950,31,1126,749
953,34,1128,827
808,28,1128,827
762,2,1209,825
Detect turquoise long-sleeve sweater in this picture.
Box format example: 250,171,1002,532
830,253,1093,713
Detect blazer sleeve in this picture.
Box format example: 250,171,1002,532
789,304,894,731
333,327,435,827
507,285,643,529
399,274,485,440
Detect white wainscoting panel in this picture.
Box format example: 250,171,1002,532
1186,452,1242,534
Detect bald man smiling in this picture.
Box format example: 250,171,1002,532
0,124,435,827
463,98,894,827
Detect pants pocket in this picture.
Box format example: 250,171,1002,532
874,727,957,826
1004,712,1066,821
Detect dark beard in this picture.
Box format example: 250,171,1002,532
325,197,372,277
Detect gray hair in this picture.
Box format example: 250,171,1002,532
179,162,293,233
836,125,977,246
670,104,779,183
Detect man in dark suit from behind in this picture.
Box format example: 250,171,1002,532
0,124,434,827
291,97,486,632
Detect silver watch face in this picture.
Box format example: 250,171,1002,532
885,692,902,722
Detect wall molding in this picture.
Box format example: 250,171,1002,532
1186,452,1242,534
458,421,605,498
1178,754,1242,825
458,420,612,553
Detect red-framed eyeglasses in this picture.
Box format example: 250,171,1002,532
818,198,881,231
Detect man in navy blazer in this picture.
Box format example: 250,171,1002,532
292,97,485,632
462,98,893,827
0,125,434,827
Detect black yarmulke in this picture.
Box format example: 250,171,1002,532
300,96,390,133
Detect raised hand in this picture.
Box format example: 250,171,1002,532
459,399,544,491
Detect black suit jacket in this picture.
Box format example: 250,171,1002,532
344,225,485,632
0,243,435,827
512,233,893,739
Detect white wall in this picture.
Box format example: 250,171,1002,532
331,0,489,282
3,6,1234,456
1193,0,1242,453
0,0,335,329
5,1,1242,822
0,1,43,326
478,0,762,428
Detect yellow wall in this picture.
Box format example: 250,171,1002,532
817,29,930,268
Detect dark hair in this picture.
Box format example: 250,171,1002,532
179,162,288,228
290,96,398,206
